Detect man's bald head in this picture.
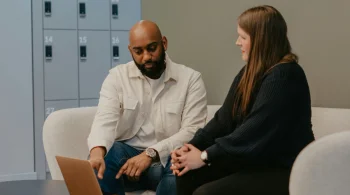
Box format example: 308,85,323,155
128,20,168,79
129,20,163,45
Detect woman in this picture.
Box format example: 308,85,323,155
171,5,315,195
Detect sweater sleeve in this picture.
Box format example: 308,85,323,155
188,106,230,150
188,67,246,150
206,75,297,162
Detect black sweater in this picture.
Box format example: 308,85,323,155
189,62,315,168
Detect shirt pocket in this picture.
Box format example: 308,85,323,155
119,97,138,131
164,101,184,133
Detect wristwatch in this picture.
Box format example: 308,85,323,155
200,151,211,166
145,148,157,160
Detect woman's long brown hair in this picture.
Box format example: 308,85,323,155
233,5,298,119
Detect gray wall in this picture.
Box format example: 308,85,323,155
142,0,350,108
0,0,35,181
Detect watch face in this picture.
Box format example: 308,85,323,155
201,151,207,161
146,148,156,158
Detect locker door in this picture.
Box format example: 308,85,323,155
43,0,77,29
79,31,110,99
111,31,131,67
44,30,78,100
80,99,99,107
45,100,79,118
78,0,110,30
110,0,141,30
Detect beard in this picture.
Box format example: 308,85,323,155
133,46,166,79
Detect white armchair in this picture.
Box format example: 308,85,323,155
289,131,350,195
43,107,96,179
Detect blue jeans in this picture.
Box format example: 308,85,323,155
96,142,176,195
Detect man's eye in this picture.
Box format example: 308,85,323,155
148,46,157,52
134,50,142,55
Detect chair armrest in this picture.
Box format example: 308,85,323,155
290,131,350,195
43,107,97,180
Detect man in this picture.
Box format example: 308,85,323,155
87,20,207,195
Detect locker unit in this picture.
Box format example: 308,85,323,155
45,100,79,118
44,30,78,100
79,30,111,99
80,99,99,107
43,0,77,29
78,0,110,30
111,31,131,67
111,0,141,30
33,0,141,179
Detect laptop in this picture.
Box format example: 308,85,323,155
56,155,103,195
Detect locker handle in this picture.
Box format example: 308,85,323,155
45,45,52,61
113,46,119,60
80,45,87,61
79,2,86,17
44,1,52,16
112,4,118,19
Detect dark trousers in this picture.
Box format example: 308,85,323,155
176,161,291,195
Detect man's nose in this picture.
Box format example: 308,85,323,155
142,51,152,63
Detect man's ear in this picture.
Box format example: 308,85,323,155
128,45,132,54
162,36,168,51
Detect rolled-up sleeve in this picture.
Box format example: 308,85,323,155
87,70,121,154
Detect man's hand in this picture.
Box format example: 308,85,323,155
170,144,205,176
88,147,106,179
116,152,152,182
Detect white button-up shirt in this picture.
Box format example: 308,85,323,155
87,56,207,166
123,73,165,150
